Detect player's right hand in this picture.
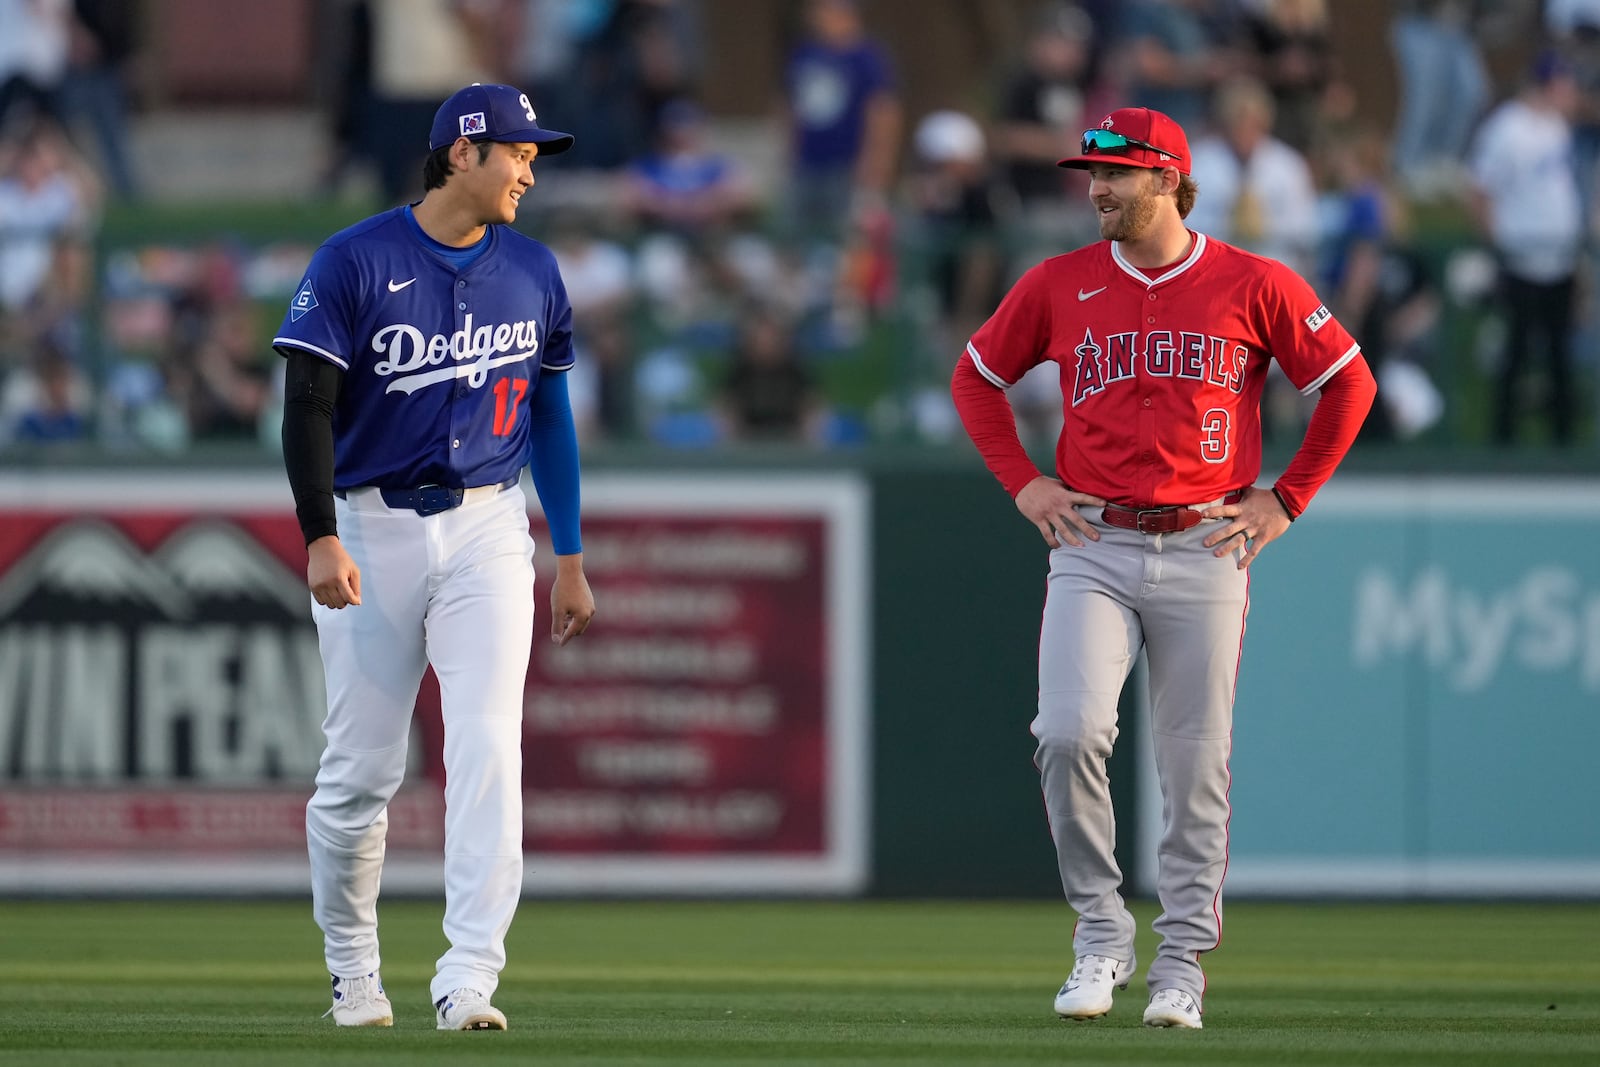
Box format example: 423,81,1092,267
307,535,362,609
1015,476,1106,548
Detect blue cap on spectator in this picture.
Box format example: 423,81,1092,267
428,83,575,154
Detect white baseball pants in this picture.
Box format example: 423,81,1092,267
306,482,535,1004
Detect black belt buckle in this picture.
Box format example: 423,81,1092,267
410,484,462,516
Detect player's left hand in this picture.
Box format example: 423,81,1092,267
549,559,596,646
1201,486,1292,570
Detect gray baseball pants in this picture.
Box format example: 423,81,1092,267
1031,508,1248,1007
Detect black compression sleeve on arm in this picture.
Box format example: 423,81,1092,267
280,348,343,546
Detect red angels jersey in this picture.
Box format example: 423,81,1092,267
964,233,1360,505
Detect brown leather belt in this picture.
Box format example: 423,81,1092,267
1099,490,1245,534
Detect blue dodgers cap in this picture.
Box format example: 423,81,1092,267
427,83,575,154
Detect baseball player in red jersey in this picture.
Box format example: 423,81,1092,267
951,107,1376,1029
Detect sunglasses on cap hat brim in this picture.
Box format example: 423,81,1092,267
1077,128,1184,163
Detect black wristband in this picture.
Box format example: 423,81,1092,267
1271,486,1296,522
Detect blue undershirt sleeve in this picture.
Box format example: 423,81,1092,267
525,370,582,555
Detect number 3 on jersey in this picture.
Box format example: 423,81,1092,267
1200,407,1230,463
492,377,528,435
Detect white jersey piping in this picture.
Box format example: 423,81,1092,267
273,338,349,370
1301,342,1362,395
1110,231,1208,288
966,341,1013,389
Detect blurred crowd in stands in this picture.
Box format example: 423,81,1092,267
4,0,1600,455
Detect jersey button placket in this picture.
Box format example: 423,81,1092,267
449,279,470,477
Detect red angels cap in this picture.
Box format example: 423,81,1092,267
1057,107,1190,174
428,83,575,154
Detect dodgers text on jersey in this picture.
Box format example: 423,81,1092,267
371,313,541,395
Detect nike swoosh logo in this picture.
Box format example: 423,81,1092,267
1078,286,1107,301
387,278,416,292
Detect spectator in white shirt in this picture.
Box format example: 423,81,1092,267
1468,50,1584,445
0,0,71,129
1183,75,1321,277
0,119,99,312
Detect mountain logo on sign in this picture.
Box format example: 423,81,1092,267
0,518,326,782
0,520,307,623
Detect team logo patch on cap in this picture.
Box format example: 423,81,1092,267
460,112,487,136
289,279,318,322
1304,304,1331,332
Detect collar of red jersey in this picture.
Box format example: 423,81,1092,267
1110,232,1207,288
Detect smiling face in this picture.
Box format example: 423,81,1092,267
1085,162,1169,242
458,140,538,224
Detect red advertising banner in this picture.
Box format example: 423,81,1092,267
0,472,868,894
514,476,868,893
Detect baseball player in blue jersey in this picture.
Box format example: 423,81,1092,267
274,83,595,1031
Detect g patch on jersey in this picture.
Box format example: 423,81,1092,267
290,279,319,322
1304,304,1332,332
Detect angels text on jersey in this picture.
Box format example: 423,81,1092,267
1068,327,1250,407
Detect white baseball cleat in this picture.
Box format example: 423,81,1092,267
324,972,393,1026
1143,987,1203,1029
435,987,508,1030
1053,953,1136,1019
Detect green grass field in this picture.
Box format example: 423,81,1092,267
0,899,1595,1066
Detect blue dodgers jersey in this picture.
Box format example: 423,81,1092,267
272,207,574,490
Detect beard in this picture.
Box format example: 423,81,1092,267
1096,180,1162,241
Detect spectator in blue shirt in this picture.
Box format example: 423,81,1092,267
621,97,757,238
780,0,901,242
5,345,90,446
